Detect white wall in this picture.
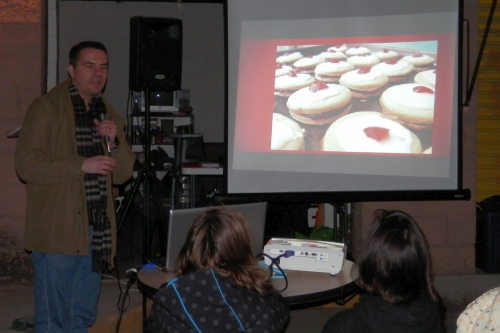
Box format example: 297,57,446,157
57,1,225,142
47,0,58,90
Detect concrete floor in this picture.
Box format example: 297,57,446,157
0,274,143,333
0,277,474,333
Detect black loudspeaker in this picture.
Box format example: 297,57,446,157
129,16,182,91
476,196,500,273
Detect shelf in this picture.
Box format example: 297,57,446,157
130,112,193,118
130,113,194,158
132,144,173,153
132,169,169,181
130,114,193,128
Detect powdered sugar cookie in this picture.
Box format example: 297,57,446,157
339,67,389,99
274,71,315,98
414,69,436,88
287,81,352,125
275,64,293,77
293,55,324,74
372,49,400,61
315,59,355,83
371,60,414,83
345,46,371,57
322,111,422,154
400,53,435,72
346,54,380,68
379,83,434,130
271,113,305,150
276,52,304,66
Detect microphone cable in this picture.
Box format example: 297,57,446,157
115,267,138,333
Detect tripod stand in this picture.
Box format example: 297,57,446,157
117,160,169,261
117,89,169,262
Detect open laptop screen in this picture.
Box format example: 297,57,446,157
162,202,268,272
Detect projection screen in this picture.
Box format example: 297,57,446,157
223,0,467,202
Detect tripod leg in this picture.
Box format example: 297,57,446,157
117,170,144,231
145,180,169,258
143,172,152,259
116,170,146,263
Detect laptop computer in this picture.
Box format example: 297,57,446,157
161,202,268,272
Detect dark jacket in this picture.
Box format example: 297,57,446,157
321,292,445,333
15,78,135,257
147,269,290,332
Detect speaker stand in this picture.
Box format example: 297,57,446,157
119,89,169,262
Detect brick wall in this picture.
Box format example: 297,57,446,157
350,199,477,276
476,0,500,201
0,0,45,282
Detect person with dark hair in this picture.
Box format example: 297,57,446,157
15,41,135,332
321,209,445,333
146,207,290,332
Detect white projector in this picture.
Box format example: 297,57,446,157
263,238,346,275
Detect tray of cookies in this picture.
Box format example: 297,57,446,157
273,43,437,154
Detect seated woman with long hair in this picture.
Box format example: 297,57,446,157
147,207,290,333
321,209,446,333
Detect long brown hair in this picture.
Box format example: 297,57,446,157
356,209,443,306
175,207,274,297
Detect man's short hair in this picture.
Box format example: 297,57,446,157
69,41,108,67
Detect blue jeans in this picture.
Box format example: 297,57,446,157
32,243,102,332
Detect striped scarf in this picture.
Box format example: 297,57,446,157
69,82,112,273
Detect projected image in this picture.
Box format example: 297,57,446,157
272,42,437,154
227,0,460,195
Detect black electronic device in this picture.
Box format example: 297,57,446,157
476,196,500,273
132,89,190,113
129,16,182,91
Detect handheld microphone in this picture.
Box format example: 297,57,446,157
92,97,112,155
125,268,138,287
117,267,138,332
94,97,110,144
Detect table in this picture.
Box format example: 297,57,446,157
181,164,223,208
138,260,358,307
137,260,358,331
